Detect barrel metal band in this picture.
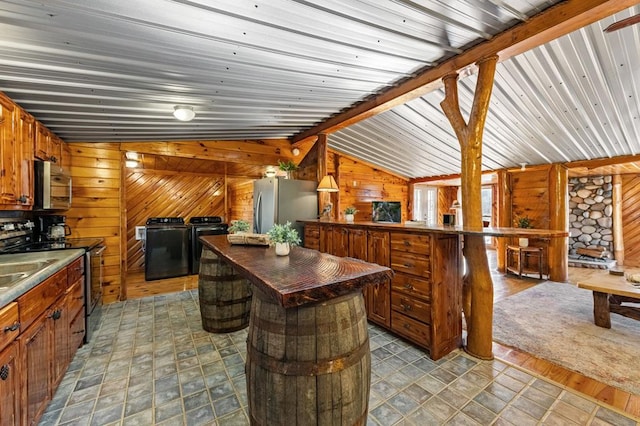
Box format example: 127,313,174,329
199,273,243,282
247,338,369,376
205,295,252,307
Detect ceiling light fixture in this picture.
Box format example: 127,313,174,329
125,160,139,168
317,175,339,192
520,162,527,171
173,105,195,121
292,147,300,156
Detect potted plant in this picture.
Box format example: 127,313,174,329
229,219,250,234
278,160,298,179
514,215,533,247
344,206,358,223
266,221,301,255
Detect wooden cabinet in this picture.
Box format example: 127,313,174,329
303,224,320,250
17,110,35,206
390,232,462,360
0,93,36,208
34,121,51,161
0,341,21,426
20,315,50,425
305,222,462,360
0,302,21,426
0,94,19,206
366,230,391,327
14,258,85,425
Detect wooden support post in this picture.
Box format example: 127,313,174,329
548,164,568,282
440,55,498,360
612,174,624,265
496,169,510,272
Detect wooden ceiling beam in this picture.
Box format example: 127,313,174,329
290,0,639,143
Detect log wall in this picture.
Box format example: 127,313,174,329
66,143,123,303
227,178,254,224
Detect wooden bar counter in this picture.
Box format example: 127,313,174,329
199,235,393,426
299,220,567,361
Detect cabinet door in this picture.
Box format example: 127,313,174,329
17,110,35,206
329,226,349,257
19,318,51,425
303,224,320,250
0,341,20,426
367,231,391,327
34,121,51,161
49,134,62,164
50,298,69,390
0,95,18,205
348,228,367,260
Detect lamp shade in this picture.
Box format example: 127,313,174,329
317,175,339,192
173,105,195,121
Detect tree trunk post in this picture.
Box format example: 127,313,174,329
440,56,498,360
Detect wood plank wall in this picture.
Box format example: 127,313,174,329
621,174,640,267
66,143,123,304
125,169,226,272
510,166,551,230
332,153,409,221
226,178,254,225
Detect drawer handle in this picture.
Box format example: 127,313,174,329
3,322,20,333
403,323,411,330
404,263,413,268
73,329,85,335
404,240,410,246
401,303,412,312
403,283,414,290
49,309,62,320
0,365,9,381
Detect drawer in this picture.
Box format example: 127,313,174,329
390,233,430,254
391,311,431,347
391,251,429,276
67,280,85,320
0,302,20,353
304,226,320,251
18,268,67,330
391,292,431,324
67,256,85,287
391,272,431,301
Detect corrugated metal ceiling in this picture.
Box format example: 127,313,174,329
330,5,640,178
1,0,638,179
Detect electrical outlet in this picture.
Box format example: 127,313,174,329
135,226,146,240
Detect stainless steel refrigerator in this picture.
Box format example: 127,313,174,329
253,178,318,240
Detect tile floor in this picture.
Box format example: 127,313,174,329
39,290,640,426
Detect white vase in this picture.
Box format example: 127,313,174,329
345,214,354,223
518,238,529,247
275,242,290,256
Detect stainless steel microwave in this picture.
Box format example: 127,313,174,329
34,161,72,210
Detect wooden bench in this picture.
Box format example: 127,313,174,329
577,274,640,328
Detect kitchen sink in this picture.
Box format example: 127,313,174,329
0,259,56,275
0,272,29,289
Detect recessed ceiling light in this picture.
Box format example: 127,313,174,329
173,105,195,121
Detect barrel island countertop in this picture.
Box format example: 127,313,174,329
199,234,393,308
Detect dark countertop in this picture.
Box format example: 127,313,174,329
200,235,393,309
298,219,568,239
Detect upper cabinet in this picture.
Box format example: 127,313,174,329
0,91,69,210
35,121,61,163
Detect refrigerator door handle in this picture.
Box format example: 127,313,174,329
254,192,262,233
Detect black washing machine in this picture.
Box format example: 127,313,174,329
145,217,190,281
188,216,228,274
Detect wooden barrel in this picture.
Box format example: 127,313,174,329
246,287,370,426
198,248,252,333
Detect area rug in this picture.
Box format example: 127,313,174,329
493,282,640,395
